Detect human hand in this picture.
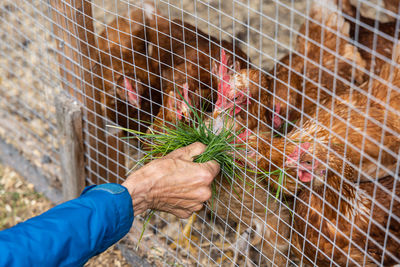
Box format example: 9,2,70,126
122,142,220,218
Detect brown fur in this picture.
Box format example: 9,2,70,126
148,39,218,134
296,56,400,182
145,6,249,133
250,61,400,192
266,8,366,131
247,134,299,195
94,6,163,132
249,105,400,265
346,10,399,75
293,151,400,266
383,0,400,15
246,47,400,267
251,42,400,189
338,0,400,74
211,171,292,266
354,22,397,75
213,69,271,134
145,12,248,73
97,7,148,55
340,0,400,23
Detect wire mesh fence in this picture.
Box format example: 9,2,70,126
1,0,399,266
0,0,62,197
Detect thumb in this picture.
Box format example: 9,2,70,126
165,142,207,161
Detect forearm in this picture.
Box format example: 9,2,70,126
0,184,133,267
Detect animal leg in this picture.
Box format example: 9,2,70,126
169,214,199,255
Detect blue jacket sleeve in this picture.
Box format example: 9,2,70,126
0,183,134,267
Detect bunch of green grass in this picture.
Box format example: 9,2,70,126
261,168,286,200
116,115,247,219
138,120,243,173
110,90,250,187
108,93,292,246
109,94,288,199
108,97,251,247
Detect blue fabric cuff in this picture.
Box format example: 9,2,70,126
0,183,134,267
82,183,127,195
79,183,134,255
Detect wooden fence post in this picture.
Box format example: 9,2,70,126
55,93,86,200
50,0,125,185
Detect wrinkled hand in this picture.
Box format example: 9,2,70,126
122,142,220,218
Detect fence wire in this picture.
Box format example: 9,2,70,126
0,0,62,191
1,0,400,266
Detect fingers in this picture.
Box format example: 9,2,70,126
184,142,207,161
165,142,206,161
199,160,221,181
193,203,204,212
173,209,193,219
145,142,221,219
170,203,205,219
192,186,212,202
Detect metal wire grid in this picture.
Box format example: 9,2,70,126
270,2,400,266
82,0,304,265
57,2,398,265
63,0,400,266
0,0,63,189
1,0,399,266
268,3,400,265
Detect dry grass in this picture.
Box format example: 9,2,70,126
0,163,130,266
